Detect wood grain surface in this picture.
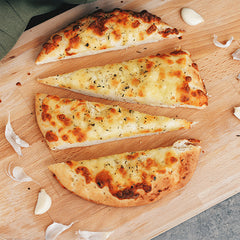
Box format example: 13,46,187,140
1,0,240,239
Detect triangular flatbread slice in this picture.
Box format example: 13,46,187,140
35,93,193,150
48,139,201,207
35,9,183,64
38,50,208,109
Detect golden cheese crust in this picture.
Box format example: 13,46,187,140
48,139,201,207
35,9,183,64
38,50,208,109
35,93,193,150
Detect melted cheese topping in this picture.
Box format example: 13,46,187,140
36,9,183,64
38,50,208,108
36,94,192,150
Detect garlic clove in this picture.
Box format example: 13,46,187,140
35,189,52,215
181,8,204,26
234,107,240,120
45,222,74,240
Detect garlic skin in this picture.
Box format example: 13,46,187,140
237,73,240,80
213,34,234,48
181,8,204,26
232,48,240,60
35,189,52,215
234,107,240,120
76,230,113,240
6,163,33,182
45,222,74,240
5,114,29,156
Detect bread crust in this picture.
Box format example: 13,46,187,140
36,9,183,64
48,139,201,207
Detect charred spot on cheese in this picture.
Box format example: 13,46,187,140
146,60,154,71
145,158,158,169
51,121,56,126
176,58,186,65
52,34,62,43
42,104,49,111
61,99,72,104
118,165,127,176
169,70,182,78
62,134,69,141
185,76,192,82
131,78,140,86
132,20,140,28
42,34,62,54
46,131,58,142
112,30,121,40
57,114,71,126
181,82,190,93
88,17,108,36
42,112,52,121
48,95,60,101
95,170,112,189
95,169,152,200
126,152,139,160
170,49,187,56
165,152,178,165
180,95,190,102
75,166,92,184
192,62,198,71
66,161,73,167
146,24,157,34
72,127,86,142
110,108,117,113
42,43,55,54
159,28,179,38
133,10,161,23
114,182,152,200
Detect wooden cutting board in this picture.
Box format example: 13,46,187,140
1,0,240,239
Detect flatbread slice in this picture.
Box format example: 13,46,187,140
38,50,208,109
35,93,193,150
35,9,183,64
48,139,201,207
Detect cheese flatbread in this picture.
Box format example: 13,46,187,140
48,139,201,207
35,93,193,150
35,9,183,64
38,50,208,109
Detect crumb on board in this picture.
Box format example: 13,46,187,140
16,82,22,86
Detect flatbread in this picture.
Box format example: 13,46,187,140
35,9,183,64
38,50,208,109
35,93,193,150
48,139,201,207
